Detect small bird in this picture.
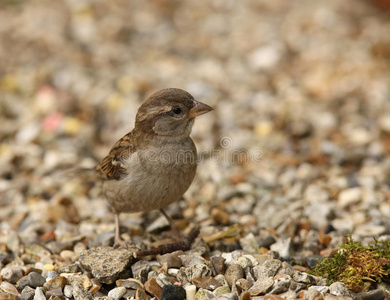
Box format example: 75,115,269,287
96,88,213,247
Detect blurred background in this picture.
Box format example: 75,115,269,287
1,0,390,255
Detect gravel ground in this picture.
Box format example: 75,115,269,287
1,0,390,299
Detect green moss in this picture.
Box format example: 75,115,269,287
309,237,390,292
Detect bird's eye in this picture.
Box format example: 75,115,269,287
172,107,182,114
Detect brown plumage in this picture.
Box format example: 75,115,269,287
96,88,213,247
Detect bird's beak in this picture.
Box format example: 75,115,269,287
188,101,214,119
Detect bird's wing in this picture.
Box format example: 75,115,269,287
96,132,136,180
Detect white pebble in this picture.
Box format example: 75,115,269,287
185,285,197,300
108,287,126,299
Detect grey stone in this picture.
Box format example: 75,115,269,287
157,250,184,268
27,272,46,288
72,283,93,300
184,263,212,282
1,266,24,284
224,264,244,287
33,287,46,300
214,292,238,300
63,285,73,298
248,277,274,296
329,282,351,297
292,271,316,284
356,289,386,300
79,247,134,284
253,259,282,280
58,263,80,274
269,275,291,294
107,287,127,299
309,285,330,297
131,260,152,282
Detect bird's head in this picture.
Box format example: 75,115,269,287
135,88,213,137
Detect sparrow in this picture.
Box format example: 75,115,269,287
96,88,213,247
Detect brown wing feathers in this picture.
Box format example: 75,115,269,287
96,133,135,180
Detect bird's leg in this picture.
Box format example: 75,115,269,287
159,208,185,241
113,213,127,248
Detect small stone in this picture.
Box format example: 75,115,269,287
90,278,102,295
225,264,244,287
157,251,184,268
27,272,46,288
279,290,297,300
1,266,24,284
277,262,295,277
263,294,285,300
213,285,231,296
136,288,148,300
239,233,260,253
236,278,252,291
46,288,63,298
248,277,274,296
185,285,196,300
116,278,144,290
184,263,212,282
211,208,230,225
309,286,330,297
108,287,127,299
72,283,93,300
269,274,291,294
67,274,92,291
79,247,133,284
329,282,351,297
0,281,20,297
33,287,46,300
144,277,162,300
214,292,238,300
63,285,73,298
211,256,226,275
131,260,152,282
194,288,214,300
58,263,80,274
292,271,316,284
162,284,186,300
192,276,222,290
43,276,67,291
338,187,362,208
253,259,282,280
356,289,385,300
20,288,34,300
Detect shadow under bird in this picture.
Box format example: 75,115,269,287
96,88,213,247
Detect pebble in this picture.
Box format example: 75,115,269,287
161,284,186,300
329,282,351,297
116,278,144,290
63,285,73,298
33,287,46,300
254,259,282,280
157,251,184,268
211,256,226,275
107,287,127,299
79,247,134,284
27,272,46,288
43,276,67,291
72,283,93,300
224,264,244,287
185,285,197,300
355,289,386,300
248,277,274,296
144,277,162,300
0,281,20,297
239,233,260,253
338,187,362,208
1,266,24,284
194,288,214,300
269,274,291,294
